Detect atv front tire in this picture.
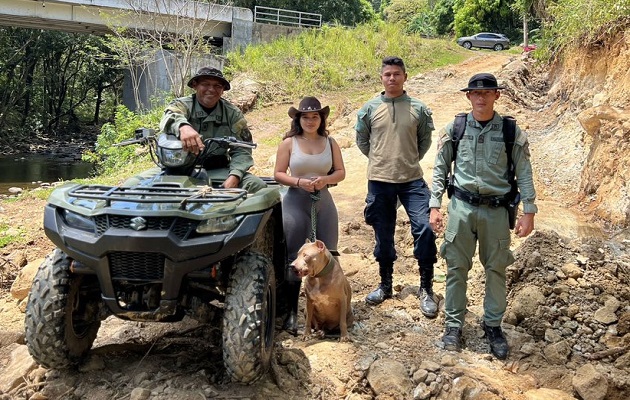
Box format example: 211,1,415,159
222,251,276,383
24,249,102,369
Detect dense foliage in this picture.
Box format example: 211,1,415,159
541,0,630,56
0,28,122,145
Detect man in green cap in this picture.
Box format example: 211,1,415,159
430,73,537,360
159,67,266,192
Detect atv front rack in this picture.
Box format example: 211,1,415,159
68,185,247,210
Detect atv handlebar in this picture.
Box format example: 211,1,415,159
113,128,157,147
204,136,257,150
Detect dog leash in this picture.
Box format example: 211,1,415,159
309,190,321,242
308,190,340,257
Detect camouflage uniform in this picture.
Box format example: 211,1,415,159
160,95,266,192
430,112,538,328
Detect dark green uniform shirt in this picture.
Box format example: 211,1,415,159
355,92,434,183
159,95,254,180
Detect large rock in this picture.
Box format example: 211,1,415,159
525,388,577,399
367,358,413,398
10,258,44,301
572,364,608,400
543,340,572,364
450,375,498,399
509,286,545,322
0,344,37,393
593,296,620,325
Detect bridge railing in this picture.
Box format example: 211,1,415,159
254,6,321,28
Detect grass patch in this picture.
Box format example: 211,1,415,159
226,22,472,105
0,223,24,249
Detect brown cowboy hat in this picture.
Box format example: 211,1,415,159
288,96,330,119
187,67,231,90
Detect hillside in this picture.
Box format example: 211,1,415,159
1,31,629,400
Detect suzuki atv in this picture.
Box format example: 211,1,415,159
24,128,286,384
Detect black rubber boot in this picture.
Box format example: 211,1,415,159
418,264,438,318
282,281,301,335
442,326,463,351
482,322,509,360
365,262,393,305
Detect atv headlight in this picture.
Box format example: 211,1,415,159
157,133,195,167
196,216,242,234
63,210,96,232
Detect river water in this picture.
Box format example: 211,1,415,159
0,155,94,195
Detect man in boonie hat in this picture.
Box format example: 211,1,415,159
429,72,537,359
159,66,266,192
186,67,231,90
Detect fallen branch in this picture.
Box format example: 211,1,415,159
586,346,629,360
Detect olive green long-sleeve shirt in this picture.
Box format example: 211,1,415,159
159,95,254,180
355,92,434,183
430,112,538,214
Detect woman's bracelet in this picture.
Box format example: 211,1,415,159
296,178,301,188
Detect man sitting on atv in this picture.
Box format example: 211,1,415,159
159,67,266,193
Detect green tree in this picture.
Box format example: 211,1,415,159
431,0,456,35
0,28,121,144
383,0,430,24
453,0,519,39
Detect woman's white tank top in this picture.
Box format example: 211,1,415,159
288,136,333,178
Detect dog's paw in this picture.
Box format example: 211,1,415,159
339,335,352,343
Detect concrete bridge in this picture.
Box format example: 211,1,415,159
0,0,253,41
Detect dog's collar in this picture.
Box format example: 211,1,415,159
314,253,336,278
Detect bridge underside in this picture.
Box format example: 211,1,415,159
0,0,248,37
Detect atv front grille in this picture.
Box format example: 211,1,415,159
93,215,197,239
109,252,165,281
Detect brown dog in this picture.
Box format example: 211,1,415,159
291,239,354,342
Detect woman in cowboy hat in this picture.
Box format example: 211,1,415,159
273,96,346,335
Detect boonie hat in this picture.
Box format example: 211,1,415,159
460,73,505,91
187,67,231,90
288,96,330,119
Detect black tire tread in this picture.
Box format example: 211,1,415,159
24,249,101,369
222,251,275,384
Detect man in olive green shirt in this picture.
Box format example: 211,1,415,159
429,73,537,360
159,67,265,192
356,56,438,318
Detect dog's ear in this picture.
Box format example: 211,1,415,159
305,238,312,244
315,239,325,251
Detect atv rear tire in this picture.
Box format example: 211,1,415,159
222,251,276,383
24,249,102,369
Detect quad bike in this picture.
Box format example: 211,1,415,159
24,128,286,383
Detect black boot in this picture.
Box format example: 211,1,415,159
366,262,393,305
482,322,509,360
442,326,463,351
282,281,301,335
418,264,438,318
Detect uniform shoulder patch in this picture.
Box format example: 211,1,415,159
234,118,252,142
437,127,451,152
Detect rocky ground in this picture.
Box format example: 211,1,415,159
1,37,630,400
